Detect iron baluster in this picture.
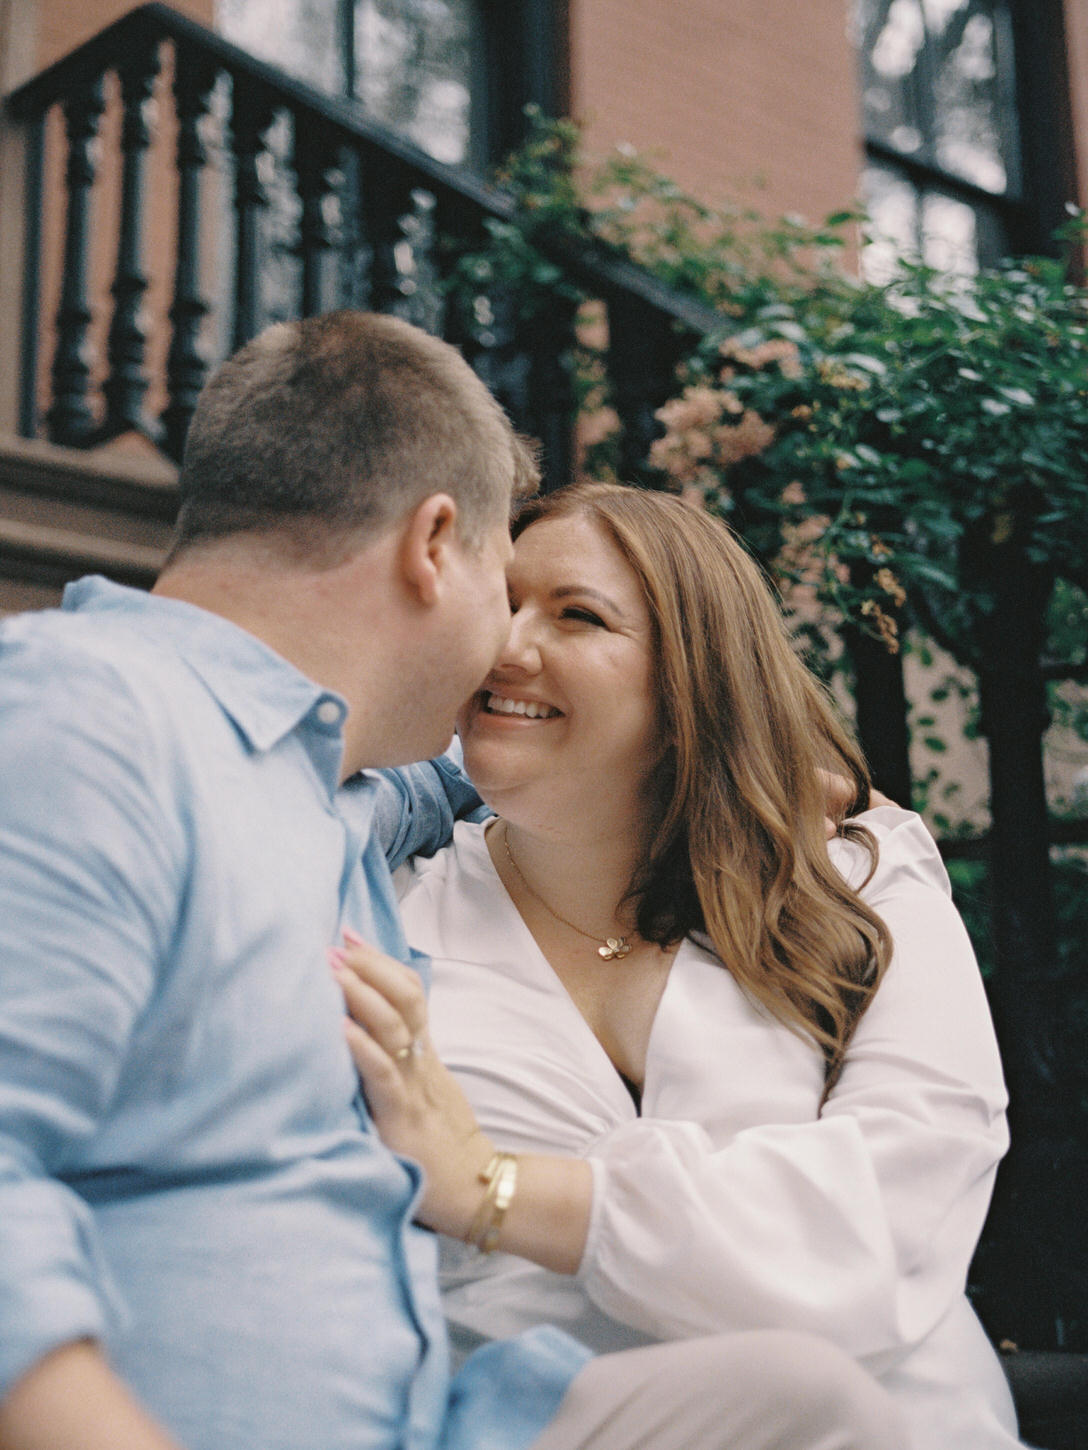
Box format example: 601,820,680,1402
524,295,577,491
604,296,684,485
17,115,45,439
293,120,340,318
354,159,417,319
970,525,1081,1350
163,46,218,463
48,78,106,446
229,79,276,350
102,46,161,442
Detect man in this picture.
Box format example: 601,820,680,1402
0,310,544,1450
0,311,903,1450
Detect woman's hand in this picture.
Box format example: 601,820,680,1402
818,771,899,837
332,932,594,1273
331,934,494,1239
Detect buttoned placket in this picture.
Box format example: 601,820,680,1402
309,712,447,1450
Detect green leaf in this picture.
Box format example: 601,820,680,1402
905,559,960,590
840,352,888,375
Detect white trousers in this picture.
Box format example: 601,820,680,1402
528,1331,908,1450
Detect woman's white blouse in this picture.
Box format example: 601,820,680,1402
395,809,1022,1448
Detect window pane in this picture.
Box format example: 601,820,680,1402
855,0,1016,194
861,163,921,282
921,192,979,273
353,0,473,164
217,0,476,165
857,0,927,155
930,5,1010,192
862,164,998,277
217,0,346,92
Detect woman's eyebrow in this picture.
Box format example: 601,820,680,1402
550,585,627,619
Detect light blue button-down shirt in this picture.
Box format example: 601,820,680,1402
0,577,585,1450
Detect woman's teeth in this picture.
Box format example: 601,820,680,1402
486,695,559,719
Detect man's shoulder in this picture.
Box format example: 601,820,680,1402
3,597,171,664
0,603,193,741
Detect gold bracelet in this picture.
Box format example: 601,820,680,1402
465,1151,518,1254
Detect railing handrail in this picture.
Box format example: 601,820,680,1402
4,3,507,208
3,2,723,337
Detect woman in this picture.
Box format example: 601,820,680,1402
335,483,1021,1450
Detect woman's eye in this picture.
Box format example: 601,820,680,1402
561,607,605,627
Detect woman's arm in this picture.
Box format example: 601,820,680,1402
333,939,591,1274
572,811,1007,1367
339,742,490,872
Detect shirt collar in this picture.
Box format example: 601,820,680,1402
62,575,345,755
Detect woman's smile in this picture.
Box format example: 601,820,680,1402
483,692,563,720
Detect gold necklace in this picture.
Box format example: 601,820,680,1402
501,824,633,960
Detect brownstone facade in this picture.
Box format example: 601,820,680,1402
570,0,863,226
1,0,1085,617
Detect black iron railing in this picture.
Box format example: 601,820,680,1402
4,2,720,487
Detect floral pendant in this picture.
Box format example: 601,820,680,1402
598,937,632,960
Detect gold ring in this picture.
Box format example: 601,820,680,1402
394,1038,421,1062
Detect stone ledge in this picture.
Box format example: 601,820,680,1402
0,435,175,606
0,515,164,590
0,433,179,517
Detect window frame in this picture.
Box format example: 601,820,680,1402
339,0,568,170
858,0,1079,267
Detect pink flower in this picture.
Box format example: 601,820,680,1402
579,406,621,448
719,337,803,377
655,386,723,432
711,410,774,465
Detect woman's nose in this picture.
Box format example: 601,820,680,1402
496,609,543,673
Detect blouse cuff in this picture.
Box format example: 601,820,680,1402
573,1152,608,1283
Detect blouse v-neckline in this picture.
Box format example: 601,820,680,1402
464,820,683,1112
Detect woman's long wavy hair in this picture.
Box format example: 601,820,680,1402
513,482,892,1087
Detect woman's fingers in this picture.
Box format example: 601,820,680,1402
343,1016,406,1119
817,768,855,818
336,937,428,1037
868,787,899,809
332,956,408,1046
330,937,432,1068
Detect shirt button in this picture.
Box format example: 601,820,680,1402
315,699,342,726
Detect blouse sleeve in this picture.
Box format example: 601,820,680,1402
576,810,1008,1372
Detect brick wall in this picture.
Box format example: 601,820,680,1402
568,0,862,225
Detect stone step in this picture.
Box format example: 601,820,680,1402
0,434,177,611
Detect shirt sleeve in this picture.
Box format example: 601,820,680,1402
357,739,490,871
0,641,183,1396
576,810,1009,1372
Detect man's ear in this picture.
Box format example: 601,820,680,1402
399,493,460,606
